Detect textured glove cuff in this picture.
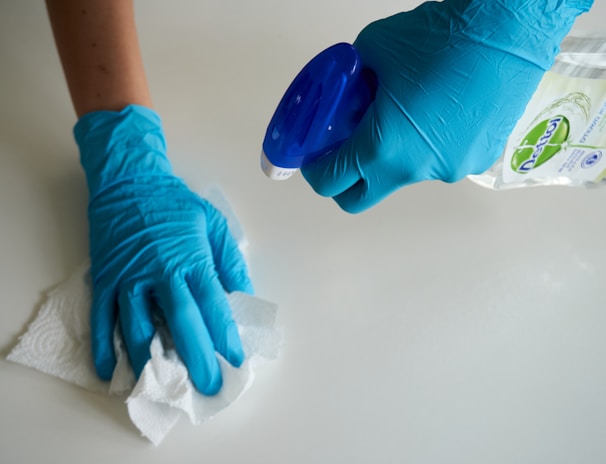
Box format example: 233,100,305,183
74,104,173,197
449,0,594,70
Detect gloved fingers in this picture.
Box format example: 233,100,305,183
206,206,254,294
303,99,424,213
155,277,222,395
90,285,118,381
331,177,389,214
301,105,378,199
117,281,156,379
187,269,245,369
330,166,413,214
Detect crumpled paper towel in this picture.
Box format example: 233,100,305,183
6,188,282,445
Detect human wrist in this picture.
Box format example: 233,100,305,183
444,0,593,70
74,104,174,196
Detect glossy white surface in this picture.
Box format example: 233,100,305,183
1,1,605,463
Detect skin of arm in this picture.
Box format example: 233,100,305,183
45,0,152,117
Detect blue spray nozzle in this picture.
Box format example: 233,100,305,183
261,42,377,180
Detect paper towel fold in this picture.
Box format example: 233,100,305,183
7,263,282,445
6,188,282,445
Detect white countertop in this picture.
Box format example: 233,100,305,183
2,1,606,463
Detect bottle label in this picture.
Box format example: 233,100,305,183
502,71,606,185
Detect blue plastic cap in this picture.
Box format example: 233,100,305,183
261,42,376,179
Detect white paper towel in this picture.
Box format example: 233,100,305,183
6,188,282,445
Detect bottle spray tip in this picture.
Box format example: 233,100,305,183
260,150,297,180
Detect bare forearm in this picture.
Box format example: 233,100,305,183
46,0,152,117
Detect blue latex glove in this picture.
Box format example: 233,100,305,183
302,0,593,213
74,105,252,395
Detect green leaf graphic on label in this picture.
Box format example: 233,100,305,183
511,115,570,173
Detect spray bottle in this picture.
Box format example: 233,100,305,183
262,36,606,190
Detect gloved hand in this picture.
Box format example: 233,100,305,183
302,0,594,213
74,105,252,395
